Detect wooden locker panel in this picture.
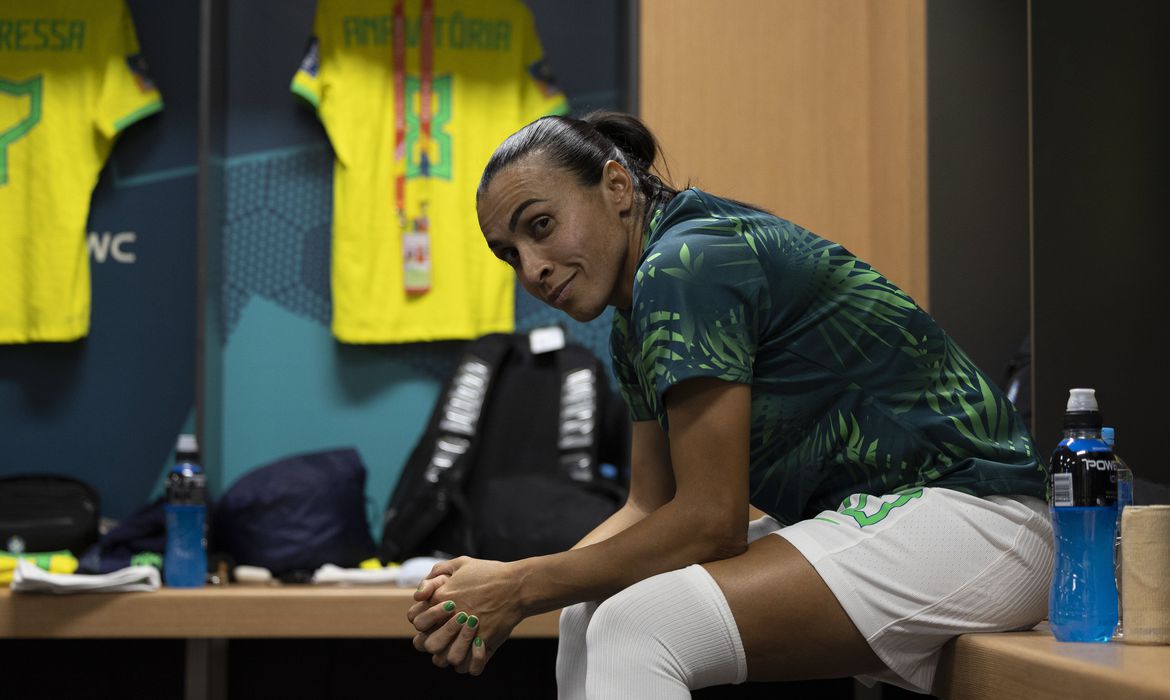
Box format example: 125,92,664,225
639,0,927,305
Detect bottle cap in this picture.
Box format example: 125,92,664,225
175,434,200,463
1065,388,1098,412
1063,388,1103,430
1101,426,1116,446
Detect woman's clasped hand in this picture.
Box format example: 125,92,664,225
407,557,523,675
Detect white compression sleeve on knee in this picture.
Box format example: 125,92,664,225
584,564,747,699
557,600,598,700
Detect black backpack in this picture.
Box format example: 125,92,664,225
379,331,629,563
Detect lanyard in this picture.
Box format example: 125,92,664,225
420,0,433,169
392,0,433,221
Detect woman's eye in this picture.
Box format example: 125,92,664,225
501,249,519,266
531,217,551,236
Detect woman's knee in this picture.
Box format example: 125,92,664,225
585,569,690,650
584,566,749,692
559,600,596,638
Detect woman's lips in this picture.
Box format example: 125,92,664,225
551,275,575,308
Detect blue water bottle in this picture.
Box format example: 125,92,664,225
1048,388,1118,642
164,434,207,588
1102,425,1133,640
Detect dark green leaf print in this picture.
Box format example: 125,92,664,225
612,189,1044,524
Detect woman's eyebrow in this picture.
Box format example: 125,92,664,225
509,198,546,232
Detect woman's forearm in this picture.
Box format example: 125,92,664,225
510,381,751,617
513,497,745,616
570,500,654,550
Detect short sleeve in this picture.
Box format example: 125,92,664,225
290,6,352,167
290,36,323,111
290,1,326,115
95,1,163,140
630,228,763,414
517,8,569,122
610,311,655,422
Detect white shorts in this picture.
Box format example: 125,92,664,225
750,486,1053,694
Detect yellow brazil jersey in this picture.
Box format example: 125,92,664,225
0,0,163,344
292,0,568,344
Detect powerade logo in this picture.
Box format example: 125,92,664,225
1083,459,1116,471
88,231,136,264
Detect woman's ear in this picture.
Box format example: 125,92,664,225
602,159,634,213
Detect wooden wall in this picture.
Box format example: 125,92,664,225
639,0,929,306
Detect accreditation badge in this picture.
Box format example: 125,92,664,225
404,209,432,295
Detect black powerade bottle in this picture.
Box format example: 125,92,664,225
1048,388,1118,642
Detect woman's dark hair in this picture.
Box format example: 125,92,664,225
477,111,680,226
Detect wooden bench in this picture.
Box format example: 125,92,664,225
3,587,1169,699
0,585,558,638
934,625,1170,699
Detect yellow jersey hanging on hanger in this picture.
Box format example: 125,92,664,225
292,0,569,344
0,0,163,343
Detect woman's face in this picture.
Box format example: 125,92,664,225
477,156,638,322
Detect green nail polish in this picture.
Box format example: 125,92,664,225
456,612,468,624
467,615,479,629
443,600,456,612
416,583,423,591
474,637,483,647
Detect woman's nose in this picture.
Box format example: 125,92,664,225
521,255,552,286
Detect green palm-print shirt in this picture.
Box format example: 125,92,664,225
610,189,1044,524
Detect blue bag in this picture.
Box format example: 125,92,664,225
213,448,375,578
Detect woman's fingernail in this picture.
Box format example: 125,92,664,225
456,612,468,624
416,583,423,591
467,615,479,629
474,637,483,647
443,600,456,612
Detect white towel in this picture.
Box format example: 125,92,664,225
393,556,447,588
311,563,399,585
309,556,446,587
11,559,161,594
